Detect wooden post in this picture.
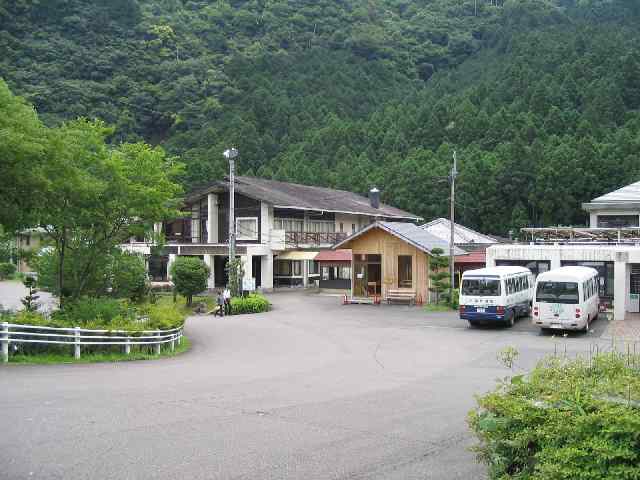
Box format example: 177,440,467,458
154,331,161,355
125,337,131,355
1,322,8,363
74,326,81,360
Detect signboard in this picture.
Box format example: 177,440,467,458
243,277,256,292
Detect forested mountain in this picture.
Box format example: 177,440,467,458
2,0,640,235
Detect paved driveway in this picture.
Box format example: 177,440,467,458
0,280,57,314
1,291,610,480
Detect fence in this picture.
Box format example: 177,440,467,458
1,322,183,362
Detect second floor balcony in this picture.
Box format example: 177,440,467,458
284,231,348,248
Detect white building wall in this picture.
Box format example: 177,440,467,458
335,213,364,235
207,194,218,243
588,209,640,228
261,255,274,290
487,244,640,321
203,254,215,289
261,202,272,245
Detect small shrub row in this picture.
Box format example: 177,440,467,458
469,351,640,479
230,294,270,315
6,296,186,331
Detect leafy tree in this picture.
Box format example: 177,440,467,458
429,247,450,304
107,251,148,302
170,257,209,306
38,120,183,305
0,263,16,280
21,276,40,312
0,80,47,231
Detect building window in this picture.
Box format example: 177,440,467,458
292,260,302,276
597,215,639,228
309,220,335,233
339,266,351,280
322,266,330,280
340,222,344,233
398,255,412,288
276,260,291,276
309,260,319,275
236,217,259,240
352,224,356,234
274,218,304,232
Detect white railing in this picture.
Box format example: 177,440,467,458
1,322,184,362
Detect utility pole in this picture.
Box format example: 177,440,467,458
449,150,458,297
224,148,239,285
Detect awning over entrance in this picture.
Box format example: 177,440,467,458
315,249,352,262
276,251,319,261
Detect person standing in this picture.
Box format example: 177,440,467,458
216,290,225,317
223,286,231,316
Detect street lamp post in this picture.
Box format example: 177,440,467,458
223,148,238,287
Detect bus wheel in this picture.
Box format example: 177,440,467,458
468,320,478,328
508,310,515,327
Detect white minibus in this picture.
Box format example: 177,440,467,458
459,266,534,327
532,266,599,332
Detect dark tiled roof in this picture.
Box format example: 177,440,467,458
334,221,466,256
187,176,421,220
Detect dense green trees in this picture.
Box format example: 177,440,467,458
2,0,640,236
0,78,183,304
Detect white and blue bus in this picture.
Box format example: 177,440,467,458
459,266,534,327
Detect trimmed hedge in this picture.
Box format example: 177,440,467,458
230,294,270,315
469,351,640,479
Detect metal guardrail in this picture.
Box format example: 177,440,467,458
1,322,184,362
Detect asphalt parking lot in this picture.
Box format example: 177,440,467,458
1,290,612,480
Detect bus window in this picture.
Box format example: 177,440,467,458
536,281,580,304
462,278,501,296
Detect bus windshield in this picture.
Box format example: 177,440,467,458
536,281,579,304
461,278,501,296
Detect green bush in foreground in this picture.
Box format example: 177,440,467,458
230,294,270,315
0,262,16,279
469,351,640,479
170,257,209,306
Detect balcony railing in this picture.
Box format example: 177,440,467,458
285,231,347,247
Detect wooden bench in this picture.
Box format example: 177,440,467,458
386,289,417,305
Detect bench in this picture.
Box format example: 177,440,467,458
386,289,417,305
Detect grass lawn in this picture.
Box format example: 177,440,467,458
6,337,191,365
424,303,456,313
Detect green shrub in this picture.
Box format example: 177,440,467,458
108,251,148,301
52,297,133,327
0,262,16,279
170,256,209,306
230,293,270,315
469,352,640,479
